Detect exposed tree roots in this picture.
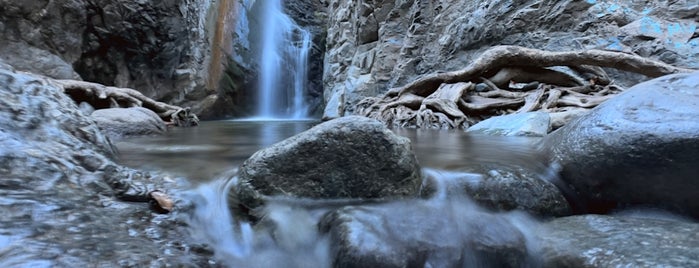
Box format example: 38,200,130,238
55,79,199,127
359,45,695,130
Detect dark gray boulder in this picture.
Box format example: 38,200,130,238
91,107,167,139
537,214,699,268
233,116,422,211
543,72,699,217
319,199,531,268
421,167,572,217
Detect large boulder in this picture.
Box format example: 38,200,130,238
319,198,531,268
233,116,422,211
543,72,699,217
536,215,699,267
91,107,167,139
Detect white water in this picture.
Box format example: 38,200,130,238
257,0,312,119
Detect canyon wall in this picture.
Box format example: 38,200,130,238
322,0,699,119
0,0,235,119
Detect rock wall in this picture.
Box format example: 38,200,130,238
0,0,234,119
323,0,699,119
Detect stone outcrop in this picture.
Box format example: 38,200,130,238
537,215,699,267
0,66,213,265
233,116,422,212
323,0,699,119
0,0,233,119
543,72,699,217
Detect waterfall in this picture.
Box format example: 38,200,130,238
257,0,311,119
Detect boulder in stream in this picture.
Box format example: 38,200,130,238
91,107,167,139
421,167,572,217
233,116,422,212
318,198,532,268
543,72,699,217
466,112,551,137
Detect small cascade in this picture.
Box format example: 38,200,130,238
257,0,312,119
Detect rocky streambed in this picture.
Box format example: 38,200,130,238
1,62,699,267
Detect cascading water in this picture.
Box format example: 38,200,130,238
257,0,312,119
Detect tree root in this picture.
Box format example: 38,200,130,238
361,45,695,130
55,79,199,127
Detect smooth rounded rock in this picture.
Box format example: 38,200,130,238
543,72,699,217
233,116,422,211
420,166,572,217
467,112,551,137
319,199,531,268
91,107,167,139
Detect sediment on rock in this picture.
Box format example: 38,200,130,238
359,46,695,129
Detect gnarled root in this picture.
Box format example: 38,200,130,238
361,45,695,130
55,79,199,127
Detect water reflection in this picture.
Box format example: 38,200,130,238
116,121,549,181
115,120,317,181
391,128,547,172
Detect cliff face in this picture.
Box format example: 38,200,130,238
0,0,230,119
322,0,699,118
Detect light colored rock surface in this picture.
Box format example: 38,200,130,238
467,112,551,137
537,215,699,268
91,107,167,139
323,0,699,118
0,65,212,266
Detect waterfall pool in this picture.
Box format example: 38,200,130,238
114,120,555,267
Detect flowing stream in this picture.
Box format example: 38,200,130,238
115,120,554,267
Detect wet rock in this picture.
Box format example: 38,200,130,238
234,116,422,211
421,167,572,217
91,107,167,139
319,199,531,268
0,66,210,266
543,72,699,217
467,112,551,137
537,214,699,267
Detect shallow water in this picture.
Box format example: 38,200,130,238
112,120,558,267
115,120,317,181
115,120,547,181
